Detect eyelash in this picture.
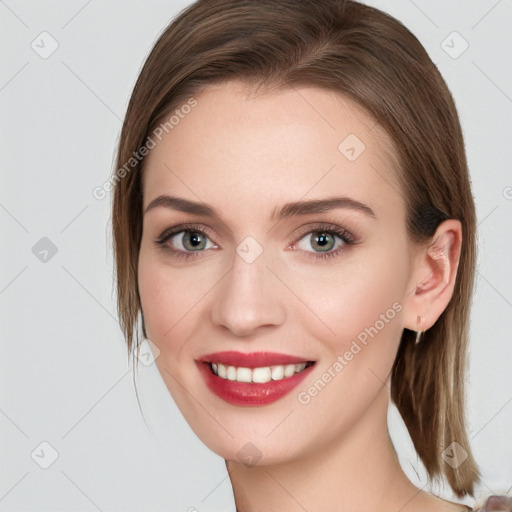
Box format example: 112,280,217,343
154,222,358,261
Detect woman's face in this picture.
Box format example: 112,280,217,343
138,81,418,464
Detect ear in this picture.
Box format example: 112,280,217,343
403,219,462,332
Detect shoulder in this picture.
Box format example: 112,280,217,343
402,492,473,512
399,489,511,512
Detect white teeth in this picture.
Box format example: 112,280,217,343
226,365,237,380
252,367,272,383
217,363,227,378
271,365,284,380
284,364,296,377
236,367,252,383
210,362,311,383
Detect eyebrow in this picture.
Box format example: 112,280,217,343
144,195,376,220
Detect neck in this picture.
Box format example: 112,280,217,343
225,386,421,512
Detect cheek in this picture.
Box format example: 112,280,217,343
296,250,407,341
137,245,228,368
287,250,408,436
335,267,404,347
137,249,197,344
286,241,410,389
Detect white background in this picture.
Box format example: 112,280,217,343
1,1,511,510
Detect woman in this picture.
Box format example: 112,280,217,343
111,0,507,510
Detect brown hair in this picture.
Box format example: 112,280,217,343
112,0,479,497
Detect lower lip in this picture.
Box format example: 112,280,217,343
196,362,315,406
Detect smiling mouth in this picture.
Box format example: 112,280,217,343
205,361,316,383
196,352,317,406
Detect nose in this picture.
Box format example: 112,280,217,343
210,248,286,337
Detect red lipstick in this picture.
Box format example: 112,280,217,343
196,351,315,406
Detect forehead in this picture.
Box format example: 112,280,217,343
142,81,404,224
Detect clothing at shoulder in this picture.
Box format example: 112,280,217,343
472,494,512,512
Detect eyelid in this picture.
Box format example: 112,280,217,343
155,223,220,260
287,222,357,248
155,221,358,260
156,223,219,246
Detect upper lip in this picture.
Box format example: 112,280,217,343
197,351,315,368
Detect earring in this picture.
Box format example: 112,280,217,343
415,315,423,345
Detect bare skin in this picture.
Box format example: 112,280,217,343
138,81,466,511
